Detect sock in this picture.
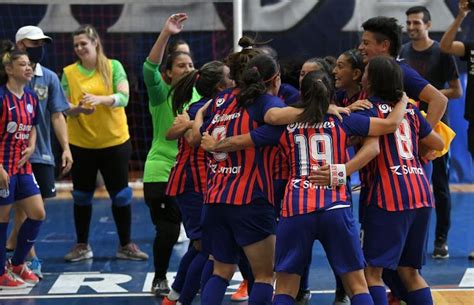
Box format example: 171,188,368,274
201,275,229,305
12,219,42,266
111,205,131,246
171,245,198,293
74,204,92,244
249,282,273,305
200,259,214,292
0,223,8,275
407,287,433,305
369,286,388,305
154,220,180,279
272,294,295,305
351,293,374,305
178,251,207,304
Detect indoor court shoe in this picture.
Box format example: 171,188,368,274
8,261,39,286
295,288,312,305
333,287,350,305
469,251,474,260
387,292,401,305
231,279,249,301
152,277,170,297
116,242,149,260
432,240,449,259
0,269,27,289
64,243,93,262
162,296,177,305
27,257,43,280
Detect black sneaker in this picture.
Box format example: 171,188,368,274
333,287,350,305
295,289,311,305
151,277,170,297
432,240,449,259
468,251,474,260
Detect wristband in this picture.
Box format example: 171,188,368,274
330,164,347,186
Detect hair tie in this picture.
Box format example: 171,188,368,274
243,46,253,50
2,52,11,65
195,70,201,81
251,66,259,72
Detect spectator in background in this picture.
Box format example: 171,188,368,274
6,25,73,279
439,0,474,261
62,24,148,262
400,5,463,260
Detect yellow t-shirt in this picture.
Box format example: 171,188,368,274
63,60,129,149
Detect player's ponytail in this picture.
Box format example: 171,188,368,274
171,60,228,115
294,70,332,124
238,54,279,108
224,36,263,86
366,56,404,102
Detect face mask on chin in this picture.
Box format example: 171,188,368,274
26,46,45,64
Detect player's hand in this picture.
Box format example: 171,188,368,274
18,146,34,169
308,164,331,186
76,101,96,115
348,99,372,111
164,13,188,35
81,93,105,107
459,0,471,16
61,148,73,176
328,104,350,121
200,131,217,152
198,99,213,115
0,166,9,190
173,110,190,126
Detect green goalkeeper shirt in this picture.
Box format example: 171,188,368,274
142,58,201,182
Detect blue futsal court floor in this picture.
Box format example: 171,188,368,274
0,191,473,305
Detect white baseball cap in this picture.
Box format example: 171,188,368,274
15,26,52,43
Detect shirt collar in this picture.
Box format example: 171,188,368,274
34,63,44,77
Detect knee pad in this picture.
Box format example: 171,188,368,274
71,190,94,206
110,187,133,207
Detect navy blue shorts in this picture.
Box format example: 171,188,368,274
275,207,365,276
0,174,41,205
175,191,203,241
202,198,276,264
362,205,432,270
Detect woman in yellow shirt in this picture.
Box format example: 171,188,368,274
61,24,147,262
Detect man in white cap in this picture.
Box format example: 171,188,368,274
7,25,72,279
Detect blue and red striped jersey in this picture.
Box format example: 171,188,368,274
0,86,38,175
335,90,367,107
359,97,433,211
274,83,301,180
203,92,284,205
166,97,209,196
278,113,370,217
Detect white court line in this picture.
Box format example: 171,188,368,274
0,288,473,300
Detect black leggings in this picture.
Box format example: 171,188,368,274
144,182,181,280
70,140,132,246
